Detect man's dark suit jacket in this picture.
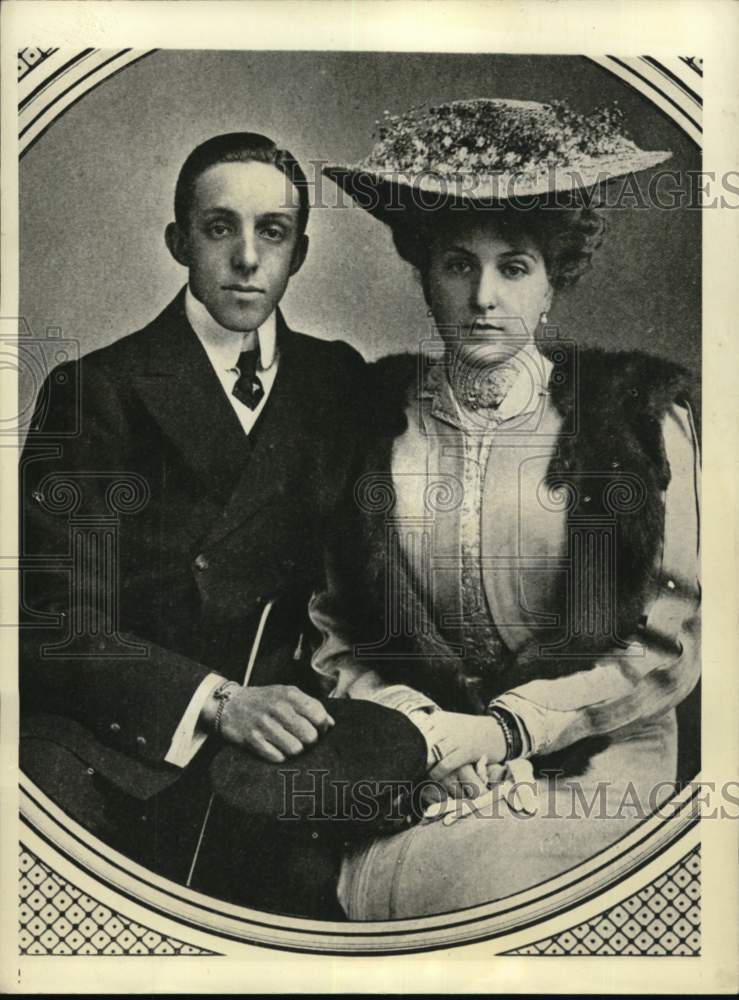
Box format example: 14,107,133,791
19,290,375,909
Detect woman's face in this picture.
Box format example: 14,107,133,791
426,214,553,364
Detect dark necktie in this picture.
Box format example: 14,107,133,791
232,349,265,410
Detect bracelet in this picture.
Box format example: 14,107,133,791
487,706,523,762
212,680,240,737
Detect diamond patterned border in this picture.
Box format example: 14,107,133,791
20,840,700,957
19,846,218,956
18,48,58,82
503,845,700,956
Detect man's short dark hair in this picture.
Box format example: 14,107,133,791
174,132,310,236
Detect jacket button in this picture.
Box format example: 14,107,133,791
110,722,121,734
194,554,209,571
31,490,45,503
136,735,147,748
86,767,95,776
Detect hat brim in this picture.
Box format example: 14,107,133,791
324,148,672,218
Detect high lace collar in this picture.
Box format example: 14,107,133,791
421,343,553,432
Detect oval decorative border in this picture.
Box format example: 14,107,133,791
17,49,702,955
21,777,700,954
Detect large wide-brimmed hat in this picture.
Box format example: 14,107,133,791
324,98,672,214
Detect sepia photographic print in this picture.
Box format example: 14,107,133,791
1,1,737,994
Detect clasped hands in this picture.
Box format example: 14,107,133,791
200,683,334,762
423,711,509,804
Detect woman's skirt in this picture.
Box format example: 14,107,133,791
338,713,678,920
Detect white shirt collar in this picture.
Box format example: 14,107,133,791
185,285,278,371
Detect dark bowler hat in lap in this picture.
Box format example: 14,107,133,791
210,699,428,825
195,702,428,917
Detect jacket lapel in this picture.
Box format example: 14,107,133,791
201,312,312,548
130,290,252,499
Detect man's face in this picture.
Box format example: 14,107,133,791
173,160,306,331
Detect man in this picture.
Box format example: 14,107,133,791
19,133,424,917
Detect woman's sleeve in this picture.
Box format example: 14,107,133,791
490,402,701,757
308,589,441,716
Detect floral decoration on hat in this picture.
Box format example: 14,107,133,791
324,98,671,205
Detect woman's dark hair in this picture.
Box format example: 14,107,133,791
174,132,310,236
390,204,606,295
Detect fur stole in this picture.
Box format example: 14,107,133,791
337,345,695,773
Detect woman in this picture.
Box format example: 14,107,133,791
311,99,700,919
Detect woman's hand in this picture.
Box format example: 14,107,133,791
420,760,510,807
428,711,507,784
421,763,485,806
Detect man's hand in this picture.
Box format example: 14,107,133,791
202,684,334,762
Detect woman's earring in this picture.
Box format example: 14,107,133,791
540,311,549,325
426,307,434,318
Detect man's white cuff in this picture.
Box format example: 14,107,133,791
164,672,227,767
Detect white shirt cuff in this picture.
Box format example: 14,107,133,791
163,672,227,767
